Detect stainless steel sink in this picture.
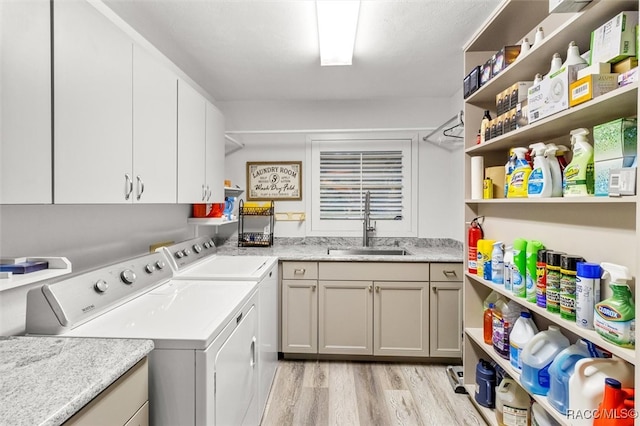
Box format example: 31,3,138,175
326,248,411,256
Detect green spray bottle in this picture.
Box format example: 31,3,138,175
594,263,635,348
525,240,545,303
563,128,594,197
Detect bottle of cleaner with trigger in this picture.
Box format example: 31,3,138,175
508,147,531,198
563,128,594,197
545,143,567,197
527,143,552,197
594,263,635,348
504,149,516,198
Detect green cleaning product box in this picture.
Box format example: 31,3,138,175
590,11,638,64
593,118,637,162
595,157,636,196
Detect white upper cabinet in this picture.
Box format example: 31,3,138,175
205,102,225,203
53,0,133,204
177,80,207,204
132,45,178,203
1,0,52,204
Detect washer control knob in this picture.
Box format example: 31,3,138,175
155,260,166,270
193,244,202,253
183,249,191,256
145,264,156,274
121,269,137,284
175,251,184,259
94,279,109,293
203,242,210,249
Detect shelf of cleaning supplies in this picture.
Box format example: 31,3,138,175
187,218,238,226
465,0,638,109
463,384,498,426
465,196,637,205
466,83,638,155
466,273,636,364
465,328,571,426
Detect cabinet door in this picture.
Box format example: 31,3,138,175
177,80,206,203
373,281,429,357
132,45,177,203
205,102,225,203
319,280,373,355
282,279,317,353
54,0,133,204
0,0,51,204
429,281,463,357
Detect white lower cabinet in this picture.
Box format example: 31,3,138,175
281,261,461,358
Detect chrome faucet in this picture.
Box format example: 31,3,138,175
363,191,376,247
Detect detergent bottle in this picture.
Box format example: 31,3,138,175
594,263,635,348
511,238,527,298
492,299,523,360
509,311,538,370
569,357,634,426
593,378,635,426
504,150,516,197
491,241,504,285
495,378,530,426
507,148,531,198
525,240,545,303
520,326,569,395
528,143,552,197
544,143,566,197
547,339,604,415
563,128,594,197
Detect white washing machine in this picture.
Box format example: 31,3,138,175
158,236,278,423
25,251,259,426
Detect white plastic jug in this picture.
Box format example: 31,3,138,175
520,326,569,395
495,378,530,426
568,357,634,426
547,339,592,415
531,402,560,426
509,311,538,370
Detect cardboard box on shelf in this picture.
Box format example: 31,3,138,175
491,46,520,77
590,11,638,64
485,166,506,198
577,62,611,80
480,59,492,86
515,101,528,129
527,67,570,123
549,0,591,13
609,167,637,196
509,81,533,109
595,157,636,196
569,74,619,107
612,57,638,73
464,66,481,98
618,67,639,86
593,118,637,162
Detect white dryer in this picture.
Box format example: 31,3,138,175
25,251,259,426
158,236,279,423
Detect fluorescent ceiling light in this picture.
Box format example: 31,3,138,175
316,0,360,66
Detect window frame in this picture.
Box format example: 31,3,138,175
305,132,419,237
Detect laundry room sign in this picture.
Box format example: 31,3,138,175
246,161,302,201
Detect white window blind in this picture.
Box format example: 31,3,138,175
319,150,403,220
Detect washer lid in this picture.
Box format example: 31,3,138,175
65,280,257,350
176,256,277,281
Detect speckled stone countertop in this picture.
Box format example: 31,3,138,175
216,237,463,262
0,336,154,426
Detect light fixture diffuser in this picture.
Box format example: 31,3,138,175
316,0,361,66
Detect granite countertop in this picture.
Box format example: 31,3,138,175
0,336,154,426
216,237,463,263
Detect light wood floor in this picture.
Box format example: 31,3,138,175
261,361,487,426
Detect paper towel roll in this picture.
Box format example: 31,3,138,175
471,156,484,199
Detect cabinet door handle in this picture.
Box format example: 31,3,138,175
206,185,211,201
124,174,133,200
136,175,145,201
250,336,256,367
311,284,316,291
375,286,380,293
443,270,458,278
368,285,373,292
294,268,306,275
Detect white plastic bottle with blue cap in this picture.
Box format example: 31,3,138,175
575,262,601,330
491,242,504,285
509,311,537,370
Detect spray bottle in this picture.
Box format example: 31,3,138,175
507,148,532,198
563,128,594,197
594,263,635,348
545,143,568,197
527,143,552,197
504,150,516,198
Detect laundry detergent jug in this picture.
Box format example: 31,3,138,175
521,326,569,395
495,378,530,426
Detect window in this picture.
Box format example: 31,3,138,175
307,136,417,237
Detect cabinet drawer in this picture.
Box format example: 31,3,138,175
65,357,148,426
430,263,463,282
319,262,429,281
282,262,318,280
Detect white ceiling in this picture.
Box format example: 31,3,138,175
104,0,501,102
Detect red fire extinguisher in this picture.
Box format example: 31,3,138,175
468,216,484,274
